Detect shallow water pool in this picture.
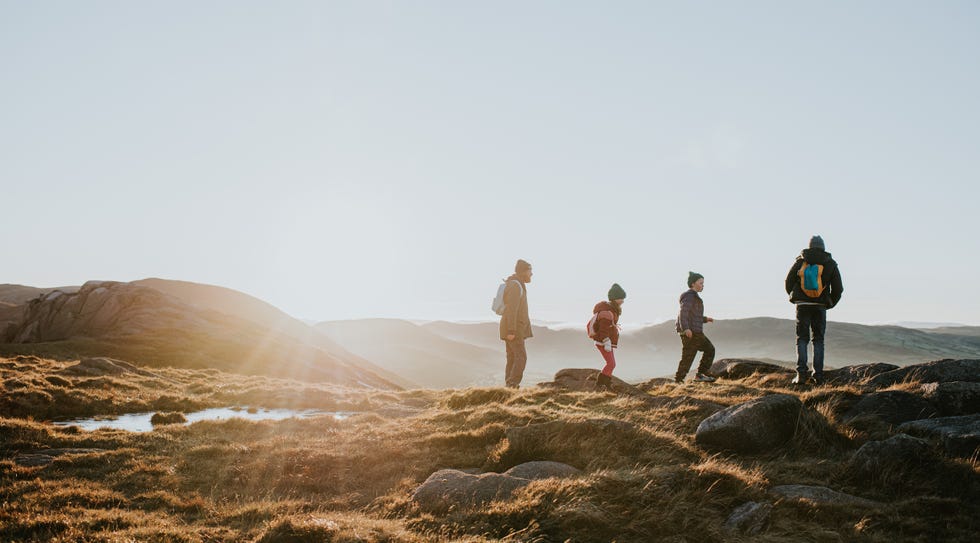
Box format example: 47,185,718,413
52,407,350,432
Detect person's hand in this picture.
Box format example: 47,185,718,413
684,329,693,338
706,317,714,323
506,334,516,341
603,338,613,352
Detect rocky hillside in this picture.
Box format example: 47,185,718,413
0,355,976,541
0,281,398,389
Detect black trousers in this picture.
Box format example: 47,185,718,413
676,333,715,381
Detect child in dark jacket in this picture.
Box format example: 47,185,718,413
590,283,626,391
674,272,716,383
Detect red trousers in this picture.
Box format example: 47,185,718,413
596,344,616,376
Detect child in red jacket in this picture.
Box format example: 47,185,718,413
589,283,626,391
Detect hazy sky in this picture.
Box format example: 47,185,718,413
2,1,978,326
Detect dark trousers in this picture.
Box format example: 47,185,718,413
676,333,715,381
796,305,827,377
505,338,527,388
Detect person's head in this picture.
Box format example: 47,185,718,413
688,271,704,292
809,235,826,251
608,283,626,306
515,259,533,283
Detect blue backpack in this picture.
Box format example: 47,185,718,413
798,263,826,298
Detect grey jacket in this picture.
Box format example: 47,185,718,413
498,275,532,340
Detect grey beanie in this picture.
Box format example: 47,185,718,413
809,235,825,250
687,271,704,287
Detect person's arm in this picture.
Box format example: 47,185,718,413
829,265,843,308
678,294,694,334
503,281,520,338
785,261,801,295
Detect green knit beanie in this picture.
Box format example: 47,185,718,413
608,283,626,301
687,271,704,287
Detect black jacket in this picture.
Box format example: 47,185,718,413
785,248,843,308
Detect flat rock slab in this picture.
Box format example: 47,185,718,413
549,369,645,396
898,414,980,458
709,359,793,380
868,359,980,388
695,394,802,454
822,363,900,385
412,461,580,513
60,357,157,378
771,485,881,508
841,391,938,425
921,382,980,417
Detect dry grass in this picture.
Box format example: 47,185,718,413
0,355,977,542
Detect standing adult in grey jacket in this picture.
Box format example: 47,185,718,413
674,272,716,383
499,259,533,388
785,235,843,385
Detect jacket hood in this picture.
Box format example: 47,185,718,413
800,248,833,265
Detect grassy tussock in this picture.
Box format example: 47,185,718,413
0,355,977,541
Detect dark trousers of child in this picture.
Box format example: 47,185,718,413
675,333,715,381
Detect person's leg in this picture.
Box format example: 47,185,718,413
695,334,715,375
504,340,515,387
795,305,812,378
675,335,698,382
505,339,527,388
597,345,616,377
812,308,827,379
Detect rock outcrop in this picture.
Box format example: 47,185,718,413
822,363,899,385
695,394,803,454
921,382,980,417
841,391,938,425
867,359,980,388
2,281,399,389
898,415,980,458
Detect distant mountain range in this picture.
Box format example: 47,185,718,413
3,279,978,389
319,318,980,386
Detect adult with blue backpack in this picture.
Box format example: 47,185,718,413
493,259,533,388
786,235,844,385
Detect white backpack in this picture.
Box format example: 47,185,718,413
491,279,524,316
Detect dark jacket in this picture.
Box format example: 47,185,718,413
499,275,532,340
785,248,843,308
591,301,621,347
676,289,708,334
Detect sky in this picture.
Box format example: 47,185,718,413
2,1,978,327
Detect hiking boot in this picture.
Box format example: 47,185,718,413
810,375,824,386
674,377,684,384
595,373,613,392
791,373,810,385
694,373,716,383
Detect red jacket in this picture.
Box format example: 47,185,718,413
591,301,621,346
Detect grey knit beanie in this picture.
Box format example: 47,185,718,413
809,235,825,250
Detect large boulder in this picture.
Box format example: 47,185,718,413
709,359,793,380
411,469,530,513
898,414,980,459
770,485,881,508
867,359,980,388
921,382,980,416
695,394,803,454
822,363,900,385
841,391,938,426
549,369,645,396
